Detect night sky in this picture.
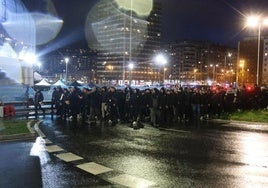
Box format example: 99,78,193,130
22,0,268,48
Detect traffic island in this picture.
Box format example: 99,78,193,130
0,120,36,142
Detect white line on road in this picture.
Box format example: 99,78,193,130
56,152,83,162
46,145,64,153
109,174,156,188
76,162,113,175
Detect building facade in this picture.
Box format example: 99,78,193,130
91,0,161,84
164,40,237,85
262,37,268,85
238,36,268,86
43,48,97,84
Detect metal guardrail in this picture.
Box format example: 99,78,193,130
1,100,54,118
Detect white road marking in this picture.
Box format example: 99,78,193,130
56,152,83,162
46,145,64,153
76,162,113,175
44,139,52,144
109,174,156,188
36,120,156,187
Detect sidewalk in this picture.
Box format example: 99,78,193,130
0,141,42,188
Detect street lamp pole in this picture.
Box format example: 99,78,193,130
257,23,261,86
128,63,134,86
154,54,168,84
224,53,232,84
193,68,198,82
65,57,69,84
239,60,245,85
210,64,218,83
163,67,167,83
246,16,268,85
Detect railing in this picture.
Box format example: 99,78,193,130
1,100,54,118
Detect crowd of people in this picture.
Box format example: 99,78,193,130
42,84,268,127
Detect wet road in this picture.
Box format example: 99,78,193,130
38,117,268,187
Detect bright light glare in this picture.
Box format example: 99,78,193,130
129,63,134,70
32,13,63,45
246,15,260,27
263,18,268,26
115,0,153,16
18,52,37,64
65,57,69,63
30,137,51,165
154,54,167,66
36,62,42,68
85,0,149,53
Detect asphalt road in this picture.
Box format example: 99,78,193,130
37,117,268,187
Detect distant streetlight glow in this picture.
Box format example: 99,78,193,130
239,60,245,84
246,15,260,27
210,64,218,82
154,54,168,83
164,67,167,83
129,62,134,70
154,54,167,66
224,52,232,83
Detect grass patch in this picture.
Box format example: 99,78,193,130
0,120,29,135
230,110,268,123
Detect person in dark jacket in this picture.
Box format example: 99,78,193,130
88,87,101,121
191,88,201,119
54,86,63,116
34,89,44,116
51,87,57,114
67,86,79,120
107,87,118,125
124,86,132,123
157,87,166,126
129,88,139,123
149,88,159,127
101,86,109,121
60,88,70,119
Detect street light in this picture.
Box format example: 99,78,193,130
128,62,134,86
210,64,218,83
163,67,167,83
193,68,198,82
65,57,69,84
224,53,232,83
239,60,245,84
246,15,268,85
154,54,168,84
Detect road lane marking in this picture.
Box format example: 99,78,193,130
159,127,191,133
46,145,64,153
56,152,83,162
76,162,113,175
109,174,156,188
36,120,157,187
44,139,52,144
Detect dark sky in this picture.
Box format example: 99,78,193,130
162,0,268,46
22,0,268,48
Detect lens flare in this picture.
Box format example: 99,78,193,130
85,0,150,54
115,0,153,16
32,12,63,45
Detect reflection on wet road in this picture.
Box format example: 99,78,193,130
39,117,268,187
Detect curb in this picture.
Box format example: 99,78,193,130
0,121,37,142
